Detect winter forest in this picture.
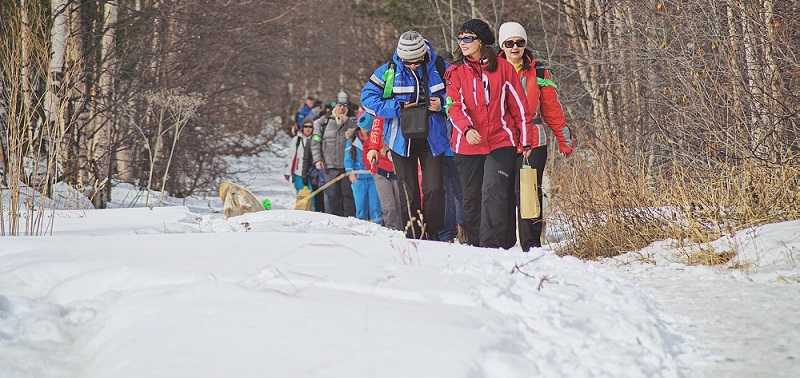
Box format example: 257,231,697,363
1,0,799,247
1,1,800,377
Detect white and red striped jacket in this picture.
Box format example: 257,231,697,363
444,56,533,155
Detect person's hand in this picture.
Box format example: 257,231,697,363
284,174,290,181
466,128,481,145
522,148,532,159
348,174,357,183
315,161,324,170
366,149,379,164
559,145,573,156
401,101,418,109
429,97,441,112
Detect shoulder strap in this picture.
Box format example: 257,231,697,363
534,61,558,89
534,61,546,79
420,59,430,105
434,55,446,83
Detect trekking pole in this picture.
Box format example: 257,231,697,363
294,170,372,210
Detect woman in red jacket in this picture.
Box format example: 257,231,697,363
497,21,575,251
445,19,533,248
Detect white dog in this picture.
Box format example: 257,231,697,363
219,181,265,218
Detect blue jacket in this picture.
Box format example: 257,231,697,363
360,41,450,158
344,136,373,180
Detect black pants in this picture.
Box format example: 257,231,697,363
454,146,516,248
504,145,548,251
324,168,356,217
392,138,444,239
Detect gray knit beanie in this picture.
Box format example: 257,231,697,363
397,30,429,61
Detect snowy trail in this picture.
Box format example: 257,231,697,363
249,148,800,377
617,270,800,378
597,225,800,378
4,150,794,377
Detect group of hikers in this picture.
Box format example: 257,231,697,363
284,19,574,251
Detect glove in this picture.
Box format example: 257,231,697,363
559,145,573,155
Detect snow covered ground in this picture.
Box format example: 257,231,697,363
0,149,798,377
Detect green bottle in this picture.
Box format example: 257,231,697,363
382,63,396,99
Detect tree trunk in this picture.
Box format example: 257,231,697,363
45,0,68,132
89,0,118,209
60,0,90,190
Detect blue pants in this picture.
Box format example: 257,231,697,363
352,177,383,225
292,174,304,191
309,168,327,212
440,156,465,241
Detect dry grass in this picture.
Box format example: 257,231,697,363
550,146,800,264
684,247,737,266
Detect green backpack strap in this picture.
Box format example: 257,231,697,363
535,61,558,89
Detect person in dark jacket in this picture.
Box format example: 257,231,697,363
301,125,325,213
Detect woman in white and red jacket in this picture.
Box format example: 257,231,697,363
445,19,533,248
497,21,575,251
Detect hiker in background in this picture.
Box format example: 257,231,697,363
307,100,324,122
358,111,402,231
360,30,449,240
345,113,383,225
497,21,575,251
311,91,357,217
437,50,467,244
301,102,334,213
445,19,532,248
301,119,325,212
285,117,313,193
439,140,467,243
295,96,316,132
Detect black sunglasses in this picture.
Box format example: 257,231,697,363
403,59,425,66
456,35,478,44
503,39,526,48
302,124,313,128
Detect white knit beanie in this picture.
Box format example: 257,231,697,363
396,30,429,61
498,22,528,44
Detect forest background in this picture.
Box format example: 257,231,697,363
1,0,798,259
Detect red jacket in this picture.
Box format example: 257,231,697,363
363,116,395,174
444,57,533,155
499,50,574,153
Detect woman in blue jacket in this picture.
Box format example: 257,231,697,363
360,30,449,240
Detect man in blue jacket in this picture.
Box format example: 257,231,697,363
361,30,449,240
